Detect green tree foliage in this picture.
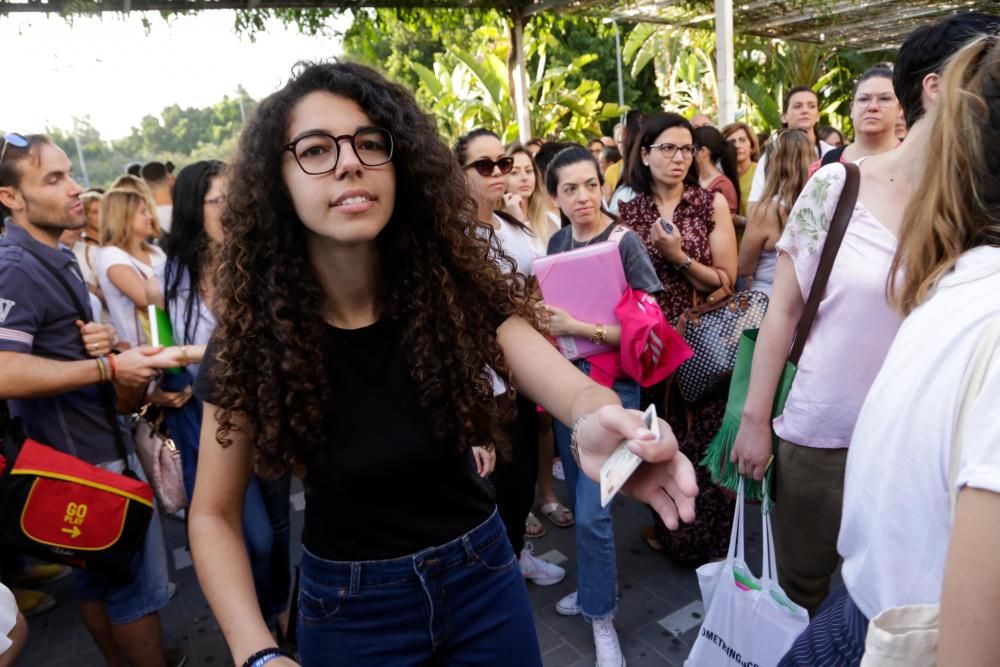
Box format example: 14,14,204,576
339,8,660,137
45,91,251,190
625,24,892,135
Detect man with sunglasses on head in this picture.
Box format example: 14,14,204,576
0,133,183,667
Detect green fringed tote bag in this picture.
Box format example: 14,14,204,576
701,162,860,502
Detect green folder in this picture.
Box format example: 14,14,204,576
148,305,182,374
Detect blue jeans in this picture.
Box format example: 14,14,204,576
296,511,541,667
553,360,640,621
162,373,276,623
74,454,171,625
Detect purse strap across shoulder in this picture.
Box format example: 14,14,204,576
788,162,860,365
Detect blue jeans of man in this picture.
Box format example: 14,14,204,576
296,511,541,667
553,360,640,621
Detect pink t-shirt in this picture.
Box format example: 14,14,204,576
773,163,902,448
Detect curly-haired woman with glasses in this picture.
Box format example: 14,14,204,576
618,111,738,565
188,63,698,667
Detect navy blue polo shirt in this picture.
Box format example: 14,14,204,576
0,222,131,465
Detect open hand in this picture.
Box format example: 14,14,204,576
575,405,698,529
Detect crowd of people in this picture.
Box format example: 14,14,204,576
0,10,998,667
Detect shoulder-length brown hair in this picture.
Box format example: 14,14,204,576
99,188,158,249
721,122,760,162
756,129,814,230
211,62,533,475
890,36,1000,315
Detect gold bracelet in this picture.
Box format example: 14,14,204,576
179,345,191,366
590,323,607,345
95,357,107,383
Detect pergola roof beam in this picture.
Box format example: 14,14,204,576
786,3,971,41
746,0,894,32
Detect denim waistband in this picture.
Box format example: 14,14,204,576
300,510,506,593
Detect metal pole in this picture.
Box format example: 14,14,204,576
72,123,90,189
612,19,626,124
510,9,533,144
715,0,736,124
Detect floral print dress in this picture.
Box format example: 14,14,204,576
619,186,735,565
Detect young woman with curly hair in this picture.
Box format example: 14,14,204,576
187,62,698,667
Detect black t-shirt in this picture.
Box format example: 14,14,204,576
194,320,496,560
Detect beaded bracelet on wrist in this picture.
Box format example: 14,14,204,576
569,414,590,467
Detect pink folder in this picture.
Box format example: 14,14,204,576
535,241,628,360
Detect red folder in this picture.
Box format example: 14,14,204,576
535,241,628,360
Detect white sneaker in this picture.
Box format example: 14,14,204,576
592,618,626,667
519,543,566,586
556,590,581,616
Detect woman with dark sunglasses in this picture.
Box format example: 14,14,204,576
187,66,698,667
453,128,567,589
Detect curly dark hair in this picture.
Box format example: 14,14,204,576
212,61,532,475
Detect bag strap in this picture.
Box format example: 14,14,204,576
788,162,860,365
947,316,1000,515
17,245,133,468
608,224,629,246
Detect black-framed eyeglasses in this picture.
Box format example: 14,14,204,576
0,132,28,168
647,142,695,160
284,127,394,175
464,156,515,177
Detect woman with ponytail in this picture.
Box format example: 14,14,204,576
693,126,741,215
540,145,664,667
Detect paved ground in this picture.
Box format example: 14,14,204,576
17,475,768,667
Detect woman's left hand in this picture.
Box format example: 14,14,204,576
76,320,116,358
535,303,580,338
575,405,698,529
148,384,193,409
471,446,496,478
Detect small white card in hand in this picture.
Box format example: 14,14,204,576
600,404,659,508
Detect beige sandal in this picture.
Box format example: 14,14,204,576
539,501,574,528
525,511,546,538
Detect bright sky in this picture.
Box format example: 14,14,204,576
0,10,352,140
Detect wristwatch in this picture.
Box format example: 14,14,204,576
675,255,693,273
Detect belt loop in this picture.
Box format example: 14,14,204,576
350,562,361,596
461,534,476,563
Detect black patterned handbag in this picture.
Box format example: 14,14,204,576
674,272,769,403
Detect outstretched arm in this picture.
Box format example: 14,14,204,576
498,315,698,527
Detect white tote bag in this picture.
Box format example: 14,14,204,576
686,480,809,667
860,317,1000,667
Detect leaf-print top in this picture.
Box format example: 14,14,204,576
772,162,903,449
